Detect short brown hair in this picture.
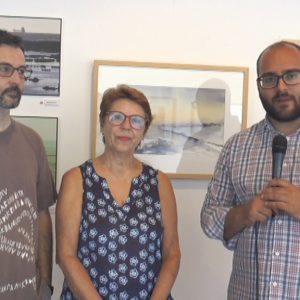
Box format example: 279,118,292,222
99,84,153,133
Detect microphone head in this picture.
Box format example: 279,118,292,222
272,134,287,154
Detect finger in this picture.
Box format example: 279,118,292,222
259,204,273,217
255,209,273,222
265,200,287,212
261,208,273,217
262,189,289,203
268,178,290,188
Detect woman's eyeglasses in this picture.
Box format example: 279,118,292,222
106,111,147,130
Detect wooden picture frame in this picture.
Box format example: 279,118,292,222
92,60,248,179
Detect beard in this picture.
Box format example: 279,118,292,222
259,91,300,122
0,86,22,109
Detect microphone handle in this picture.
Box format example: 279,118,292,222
272,153,285,179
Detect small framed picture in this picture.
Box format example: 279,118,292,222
0,15,62,96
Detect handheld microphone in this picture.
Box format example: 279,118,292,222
272,134,287,179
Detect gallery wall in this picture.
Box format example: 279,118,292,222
2,0,300,299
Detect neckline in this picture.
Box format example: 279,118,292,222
0,118,15,137
88,160,146,208
89,159,146,182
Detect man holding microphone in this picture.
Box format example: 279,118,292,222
201,41,300,299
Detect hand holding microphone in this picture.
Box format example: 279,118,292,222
261,134,289,216
241,134,288,223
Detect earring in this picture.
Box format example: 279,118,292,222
135,140,144,153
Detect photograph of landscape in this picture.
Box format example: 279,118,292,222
0,16,62,96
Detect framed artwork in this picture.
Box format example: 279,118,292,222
92,60,249,179
12,116,58,184
0,15,62,96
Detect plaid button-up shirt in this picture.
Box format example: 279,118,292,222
201,118,300,300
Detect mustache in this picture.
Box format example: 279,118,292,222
0,85,22,109
1,85,22,98
272,91,295,101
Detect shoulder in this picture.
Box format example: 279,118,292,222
62,159,93,182
142,162,158,176
223,120,266,149
157,171,177,215
157,170,169,182
157,170,173,191
14,120,43,142
13,121,45,155
141,163,172,185
59,166,83,199
216,120,267,167
62,166,82,184
56,167,84,224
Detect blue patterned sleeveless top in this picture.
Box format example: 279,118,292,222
60,160,173,300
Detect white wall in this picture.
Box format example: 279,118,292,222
2,0,300,299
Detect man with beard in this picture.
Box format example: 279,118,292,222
0,30,56,299
201,41,300,299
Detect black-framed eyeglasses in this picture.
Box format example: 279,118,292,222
257,69,300,89
106,111,147,130
0,63,32,80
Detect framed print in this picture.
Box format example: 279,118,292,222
0,15,62,96
12,116,58,184
92,60,248,179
